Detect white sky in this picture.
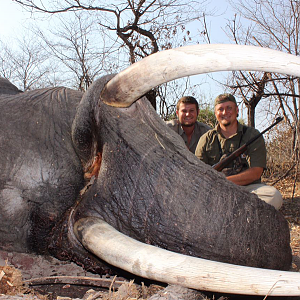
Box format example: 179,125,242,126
0,0,250,117
0,0,264,127
1,0,27,38
0,0,242,110
0,0,234,41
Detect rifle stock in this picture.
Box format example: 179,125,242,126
212,117,283,172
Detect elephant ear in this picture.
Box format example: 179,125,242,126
0,78,22,95
71,74,115,167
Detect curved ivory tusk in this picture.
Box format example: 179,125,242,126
100,44,300,107
74,217,300,296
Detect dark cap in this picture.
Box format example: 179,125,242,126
214,93,237,106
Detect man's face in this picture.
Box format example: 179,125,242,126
176,103,199,127
215,101,238,127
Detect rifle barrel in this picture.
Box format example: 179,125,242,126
213,116,283,172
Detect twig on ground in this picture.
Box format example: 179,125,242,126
23,275,126,289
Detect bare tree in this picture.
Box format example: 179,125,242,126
13,0,209,109
0,36,51,91
13,0,207,58
226,1,300,122
35,13,110,91
226,0,300,191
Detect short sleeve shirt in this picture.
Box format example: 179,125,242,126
166,120,211,154
195,122,266,182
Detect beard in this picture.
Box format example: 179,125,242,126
220,118,233,126
222,121,231,126
181,122,196,127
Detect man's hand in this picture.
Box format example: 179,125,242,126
220,155,246,176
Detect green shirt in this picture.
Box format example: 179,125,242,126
166,120,211,154
195,122,266,182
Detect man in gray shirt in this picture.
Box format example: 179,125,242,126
166,96,211,154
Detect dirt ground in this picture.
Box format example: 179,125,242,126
272,177,300,267
1,177,300,300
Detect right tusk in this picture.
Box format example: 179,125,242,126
74,217,300,296
100,44,300,107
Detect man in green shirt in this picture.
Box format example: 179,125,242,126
166,96,211,154
195,93,282,210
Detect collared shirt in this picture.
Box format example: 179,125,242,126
166,119,211,154
195,122,266,183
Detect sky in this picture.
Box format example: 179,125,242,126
1,0,30,38
0,0,236,90
0,0,253,121
0,0,234,40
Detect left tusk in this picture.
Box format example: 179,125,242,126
100,44,300,107
74,217,300,296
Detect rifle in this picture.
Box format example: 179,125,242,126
213,116,283,172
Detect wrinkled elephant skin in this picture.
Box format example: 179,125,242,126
0,44,299,296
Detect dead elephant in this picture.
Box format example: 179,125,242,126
0,44,300,296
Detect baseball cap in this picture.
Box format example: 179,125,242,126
214,93,237,106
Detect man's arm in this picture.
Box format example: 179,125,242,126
226,167,264,186
225,129,266,186
195,133,209,164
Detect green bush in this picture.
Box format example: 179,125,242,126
197,108,216,128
